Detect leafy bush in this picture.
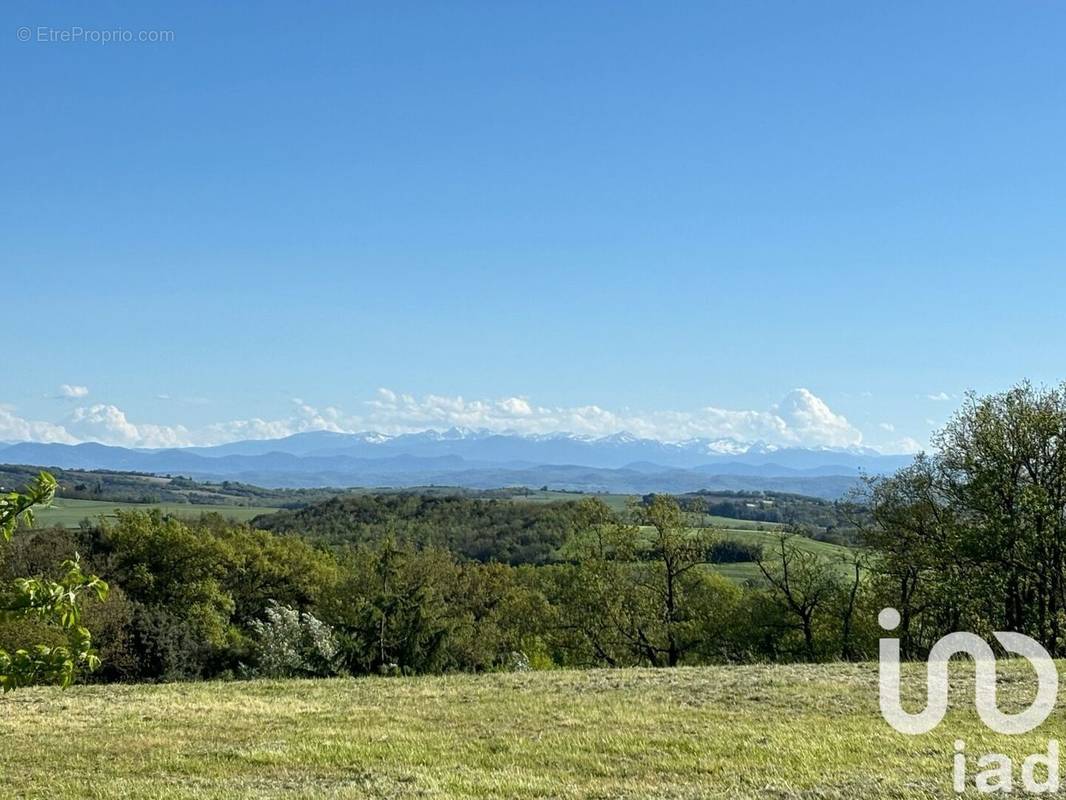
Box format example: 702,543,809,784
0,472,108,690
249,601,341,678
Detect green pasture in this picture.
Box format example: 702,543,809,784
0,662,1051,799
31,498,280,528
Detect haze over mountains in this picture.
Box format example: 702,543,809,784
0,429,913,499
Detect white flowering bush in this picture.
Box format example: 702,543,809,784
505,650,531,672
249,601,342,678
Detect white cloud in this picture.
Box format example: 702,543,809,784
773,388,861,448
925,392,952,401
886,436,923,454
361,386,864,449
57,384,89,399
878,422,895,432
65,404,190,449
0,387,875,451
0,405,77,444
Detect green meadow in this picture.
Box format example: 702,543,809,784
32,498,280,528
628,524,852,583
712,526,854,581
0,662,1053,799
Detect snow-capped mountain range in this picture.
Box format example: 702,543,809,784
0,428,913,498
185,427,901,469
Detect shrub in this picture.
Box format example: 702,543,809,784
249,601,341,678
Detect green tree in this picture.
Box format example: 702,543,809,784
635,495,717,666
94,510,234,648
559,496,718,667
864,382,1066,656
326,539,453,674
0,472,108,690
756,533,838,660
249,601,342,678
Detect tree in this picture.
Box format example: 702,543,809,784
559,496,718,667
635,495,717,666
757,533,837,660
0,472,108,690
859,458,959,658
554,499,640,666
92,510,234,648
835,552,868,661
936,384,1066,650
326,539,453,674
864,382,1066,656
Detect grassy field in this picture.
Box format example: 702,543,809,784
32,498,280,528
717,527,858,583
0,662,1054,799
507,490,634,513
629,524,853,584
715,526,847,556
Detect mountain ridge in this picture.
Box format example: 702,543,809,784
0,430,913,499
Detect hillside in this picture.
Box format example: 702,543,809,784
251,493,585,564
0,464,338,507
0,663,1040,799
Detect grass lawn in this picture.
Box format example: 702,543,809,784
0,662,1054,799
716,527,851,558
32,498,280,528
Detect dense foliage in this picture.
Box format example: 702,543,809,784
859,382,1066,658
0,472,108,690
0,465,347,507
253,494,584,564
0,498,876,682
676,491,845,527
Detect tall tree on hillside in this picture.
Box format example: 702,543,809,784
0,472,108,690
326,537,452,675
866,382,1066,656
937,384,1066,649
757,533,838,660
859,457,961,658
636,495,717,667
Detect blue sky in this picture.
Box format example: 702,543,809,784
3,1,1066,452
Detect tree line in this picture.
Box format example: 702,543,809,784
1,497,874,684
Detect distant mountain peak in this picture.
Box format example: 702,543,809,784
0,430,914,499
